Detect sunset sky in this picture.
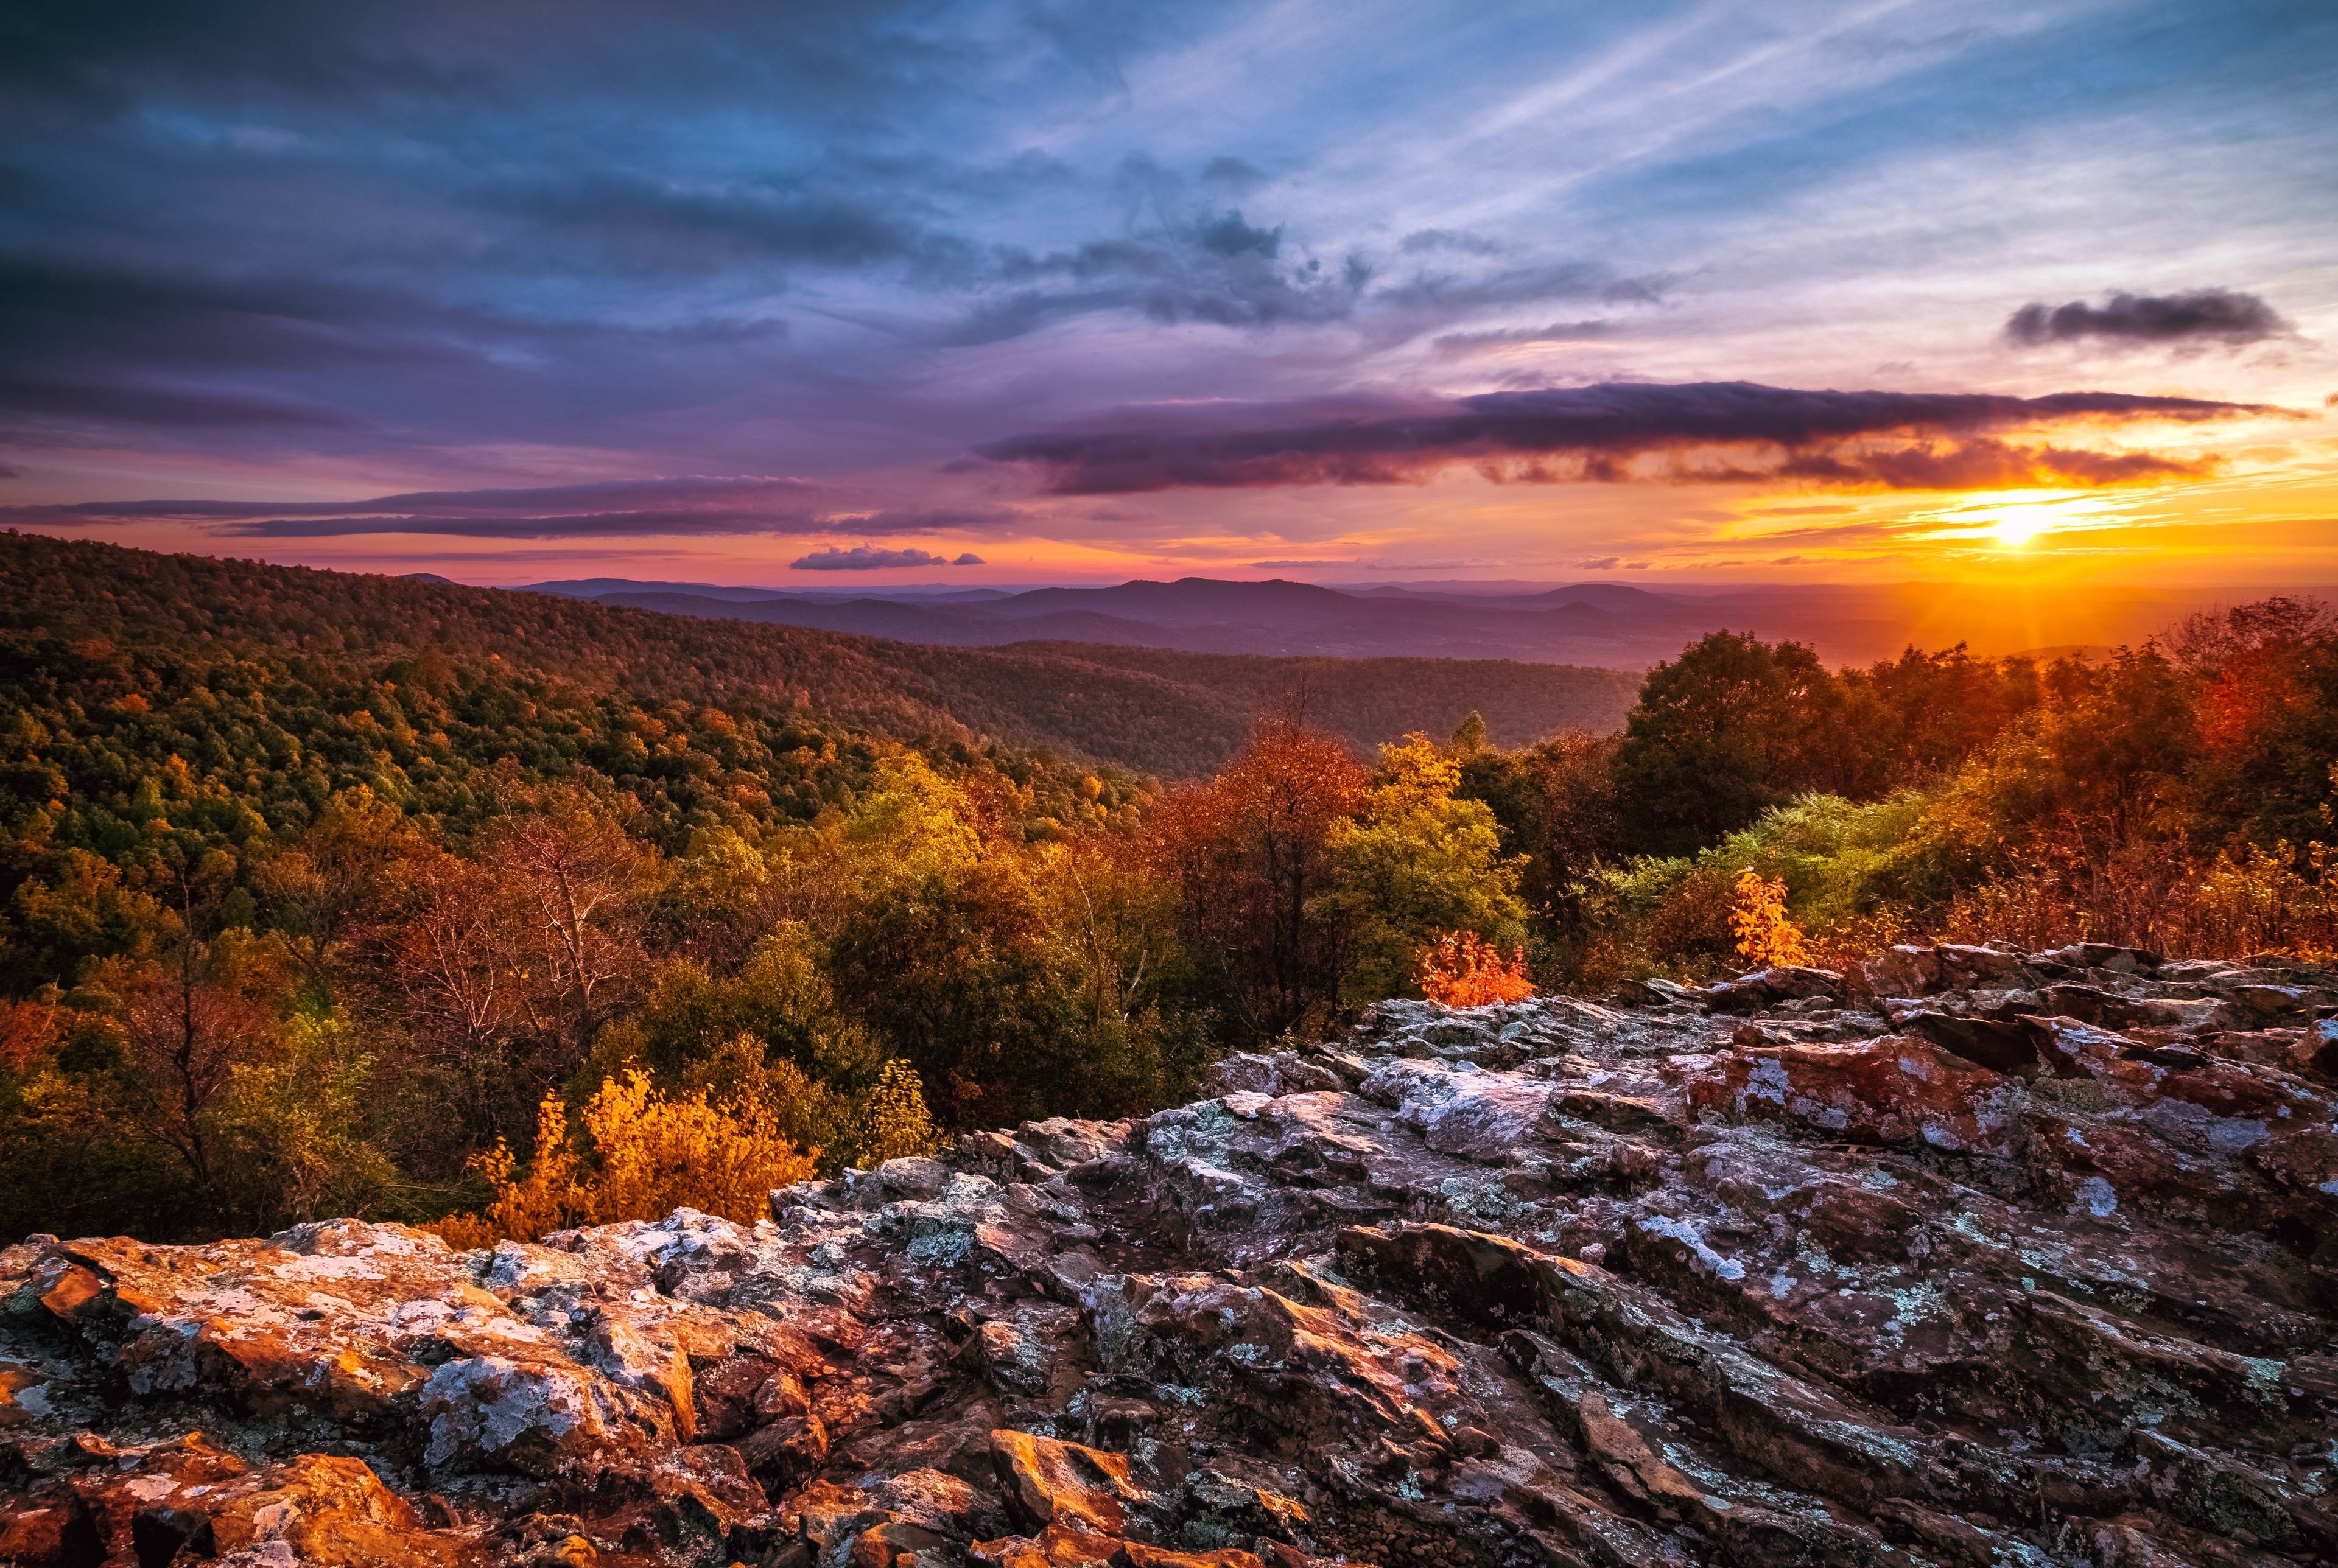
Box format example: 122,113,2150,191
4,0,2335,587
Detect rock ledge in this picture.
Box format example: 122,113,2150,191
7,943,2338,1566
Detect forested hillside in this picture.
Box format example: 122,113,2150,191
4,528,2332,1256
0,534,1637,777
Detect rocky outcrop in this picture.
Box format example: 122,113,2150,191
7,943,2338,1566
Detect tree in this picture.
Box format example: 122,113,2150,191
379,846,536,1155
1147,720,1367,1038
857,1058,938,1166
251,785,416,1001
1316,735,1527,1003
482,787,659,1062
1609,632,1847,855
1459,729,1620,931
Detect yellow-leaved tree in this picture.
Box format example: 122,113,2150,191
1316,733,1528,1004
858,1057,939,1165
1729,866,1813,967
432,1068,816,1247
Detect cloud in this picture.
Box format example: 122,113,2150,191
947,206,1366,344
2004,289,2292,348
1197,156,1267,194
792,545,983,570
1400,230,1504,257
1432,320,1618,356
0,257,797,452
0,480,1039,542
978,380,2283,494
1249,558,1358,569
491,173,945,275
0,475,824,539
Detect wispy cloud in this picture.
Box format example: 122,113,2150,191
0,476,823,539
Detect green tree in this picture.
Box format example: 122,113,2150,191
1316,735,1528,1003
1609,632,1847,855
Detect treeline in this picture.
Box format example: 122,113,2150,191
1483,600,2338,978
0,533,1637,777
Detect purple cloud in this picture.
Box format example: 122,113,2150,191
2004,289,2292,348
978,380,2283,494
793,545,985,570
0,475,824,539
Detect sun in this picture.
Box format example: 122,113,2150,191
1989,504,2052,550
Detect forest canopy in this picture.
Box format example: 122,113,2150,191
2,533,2333,1245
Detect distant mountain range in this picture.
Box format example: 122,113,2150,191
517,575,2311,667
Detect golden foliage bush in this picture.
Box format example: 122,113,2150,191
857,1057,939,1166
430,1068,816,1248
1417,930,1536,1007
1729,866,1813,968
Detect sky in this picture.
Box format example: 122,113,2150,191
2,0,2336,587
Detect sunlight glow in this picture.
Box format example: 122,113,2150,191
1990,505,2051,550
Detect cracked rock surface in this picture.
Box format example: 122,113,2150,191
6,942,2338,1566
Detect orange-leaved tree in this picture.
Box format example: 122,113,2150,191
1148,719,1367,1038
1417,931,1536,1007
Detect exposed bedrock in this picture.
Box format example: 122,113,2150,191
6,943,2338,1566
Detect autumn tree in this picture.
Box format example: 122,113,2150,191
1459,727,1620,931
1148,719,1367,1038
482,786,659,1063
251,785,418,1001
1316,734,1527,1003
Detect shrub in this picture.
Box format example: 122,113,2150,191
1729,867,1812,968
432,1068,816,1247
857,1057,939,1166
1418,931,1536,1007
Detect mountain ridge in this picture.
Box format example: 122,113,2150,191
0,533,1640,777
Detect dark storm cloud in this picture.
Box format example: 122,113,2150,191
978,380,2281,494
2004,289,2292,348
793,545,984,569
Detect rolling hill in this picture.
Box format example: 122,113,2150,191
2,535,1640,778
